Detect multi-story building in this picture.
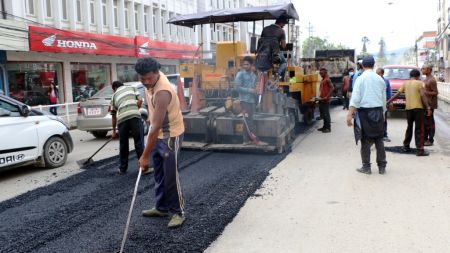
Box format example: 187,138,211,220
416,31,437,69
436,0,450,81
0,0,198,104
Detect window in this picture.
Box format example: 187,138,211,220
134,4,139,31
70,63,111,102
144,9,148,33
25,0,35,16
102,0,108,26
45,0,52,18
113,0,118,28
124,8,129,29
61,0,68,20
153,9,157,35
161,11,165,35
76,0,82,22
90,0,95,24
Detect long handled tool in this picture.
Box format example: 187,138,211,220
119,168,142,253
242,113,259,144
76,138,112,169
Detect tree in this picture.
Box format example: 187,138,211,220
377,37,388,67
302,36,349,57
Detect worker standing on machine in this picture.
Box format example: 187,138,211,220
235,56,267,145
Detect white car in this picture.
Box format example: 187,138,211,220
0,94,73,171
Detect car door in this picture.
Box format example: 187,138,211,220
0,98,39,167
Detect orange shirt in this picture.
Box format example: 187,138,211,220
145,72,184,138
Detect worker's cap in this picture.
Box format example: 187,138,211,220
276,15,289,24
362,55,375,67
422,62,433,69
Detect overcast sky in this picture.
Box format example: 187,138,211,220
292,0,438,53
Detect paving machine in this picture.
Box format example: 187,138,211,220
168,3,318,153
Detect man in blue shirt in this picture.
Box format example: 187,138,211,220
376,68,392,142
347,56,387,175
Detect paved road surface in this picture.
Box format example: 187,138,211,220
206,107,450,253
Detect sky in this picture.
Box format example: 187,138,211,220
292,0,438,54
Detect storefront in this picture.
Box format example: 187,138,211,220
71,63,111,102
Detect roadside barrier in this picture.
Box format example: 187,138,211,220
438,82,450,103
31,102,79,128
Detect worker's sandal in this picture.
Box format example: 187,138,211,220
142,208,169,217
168,213,186,228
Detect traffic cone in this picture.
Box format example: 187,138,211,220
190,74,201,114
176,76,188,112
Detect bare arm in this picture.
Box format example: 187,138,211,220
425,79,438,96
138,90,171,170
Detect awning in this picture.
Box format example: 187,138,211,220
167,3,299,28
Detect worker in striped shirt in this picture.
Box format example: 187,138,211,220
111,81,145,174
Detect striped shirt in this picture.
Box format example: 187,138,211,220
111,86,141,125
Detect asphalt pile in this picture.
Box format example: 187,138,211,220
0,150,287,253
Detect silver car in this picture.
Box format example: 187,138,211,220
76,82,149,138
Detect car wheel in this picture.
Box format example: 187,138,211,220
141,116,149,136
92,131,108,138
43,136,68,168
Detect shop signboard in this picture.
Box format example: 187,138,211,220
29,26,135,57
135,36,198,59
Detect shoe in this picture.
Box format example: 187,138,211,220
379,167,386,175
142,167,154,175
416,150,430,156
316,117,323,120
243,141,252,146
142,208,169,217
401,146,411,153
118,169,127,175
383,137,391,142
168,213,185,228
255,140,268,146
356,167,371,174
322,129,331,133
424,140,433,146
317,127,324,131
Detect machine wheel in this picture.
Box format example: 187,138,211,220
302,108,314,125
43,136,68,168
92,130,108,138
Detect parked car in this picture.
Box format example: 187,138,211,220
383,65,420,110
0,94,73,171
76,82,149,138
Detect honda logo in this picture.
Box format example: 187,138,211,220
42,35,97,50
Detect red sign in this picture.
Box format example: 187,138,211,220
29,26,135,57
135,36,198,59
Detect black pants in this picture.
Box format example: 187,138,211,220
403,109,425,150
343,91,349,109
361,137,387,169
152,135,184,214
241,102,256,143
118,117,144,171
424,109,435,143
383,111,388,138
319,102,331,130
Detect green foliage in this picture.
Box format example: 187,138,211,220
302,36,349,57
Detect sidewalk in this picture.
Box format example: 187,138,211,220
206,107,450,253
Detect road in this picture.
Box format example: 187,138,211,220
1,106,450,252
0,130,130,202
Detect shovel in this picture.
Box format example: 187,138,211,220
76,138,112,169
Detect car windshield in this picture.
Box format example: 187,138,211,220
384,68,416,80
92,86,114,99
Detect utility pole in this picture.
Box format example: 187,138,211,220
307,22,314,57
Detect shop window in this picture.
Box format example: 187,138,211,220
71,63,110,102
6,63,62,106
117,64,138,82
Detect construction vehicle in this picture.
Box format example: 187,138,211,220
299,49,356,100
168,3,319,153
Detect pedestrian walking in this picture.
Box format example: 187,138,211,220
48,83,59,115
136,57,186,228
376,67,392,142
111,81,145,174
346,55,387,174
317,68,334,133
342,68,352,110
387,69,431,156
421,63,438,146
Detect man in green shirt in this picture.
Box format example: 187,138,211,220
111,81,145,174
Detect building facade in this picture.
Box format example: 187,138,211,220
416,31,437,69
436,0,450,81
0,0,198,104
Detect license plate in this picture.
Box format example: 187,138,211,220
87,107,101,116
393,99,405,104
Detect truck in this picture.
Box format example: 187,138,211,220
299,49,356,100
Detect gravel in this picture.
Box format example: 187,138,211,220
0,150,287,253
